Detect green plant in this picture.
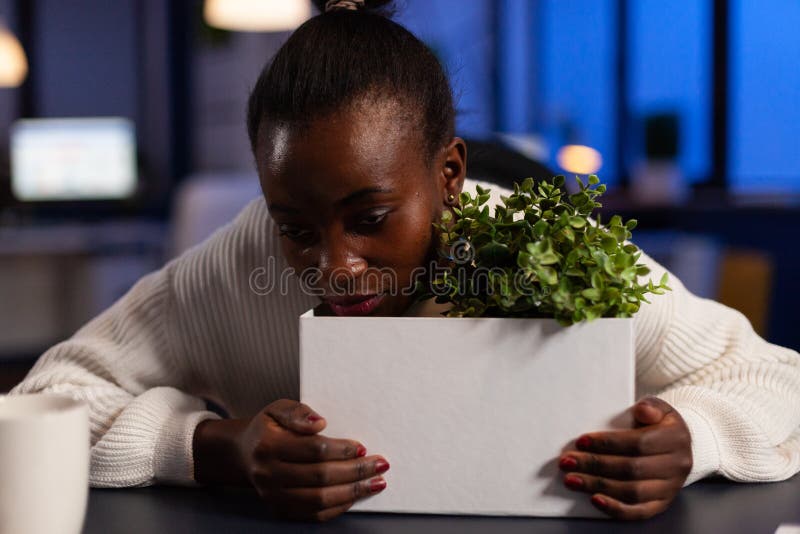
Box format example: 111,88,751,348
417,175,671,325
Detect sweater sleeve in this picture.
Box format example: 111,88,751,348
5,198,278,488
10,262,222,488
633,248,800,486
11,196,318,488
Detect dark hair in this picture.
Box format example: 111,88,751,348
246,0,455,162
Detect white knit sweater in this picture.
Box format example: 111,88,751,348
11,179,800,489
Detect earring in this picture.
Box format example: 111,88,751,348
448,193,455,202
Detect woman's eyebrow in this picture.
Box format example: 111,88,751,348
268,187,394,214
337,187,394,206
267,203,299,214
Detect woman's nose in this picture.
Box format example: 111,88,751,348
317,236,368,289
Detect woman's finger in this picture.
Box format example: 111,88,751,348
559,451,681,480
270,433,366,463
575,421,689,456
279,475,387,510
264,399,326,435
590,493,671,520
563,472,674,504
269,455,390,487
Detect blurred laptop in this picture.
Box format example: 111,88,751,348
9,117,137,203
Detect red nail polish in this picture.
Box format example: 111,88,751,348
591,495,608,509
356,445,367,457
559,456,578,471
564,475,584,490
307,413,323,422
375,459,390,474
369,477,387,493
576,436,592,449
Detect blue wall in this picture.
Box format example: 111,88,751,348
395,0,495,138
33,0,138,120
539,0,618,183
399,0,800,193
628,0,711,183
730,0,800,193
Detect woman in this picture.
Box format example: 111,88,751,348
12,0,800,523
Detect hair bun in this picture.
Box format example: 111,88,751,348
312,0,394,15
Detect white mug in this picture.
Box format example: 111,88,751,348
0,393,89,534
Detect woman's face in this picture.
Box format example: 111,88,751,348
256,98,466,316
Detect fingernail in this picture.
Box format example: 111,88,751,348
356,445,367,457
576,436,592,449
375,459,390,474
369,477,387,493
591,495,608,509
559,456,578,471
307,413,323,422
564,475,584,490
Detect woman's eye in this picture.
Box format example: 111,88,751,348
278,225,313,242
357,210,389,226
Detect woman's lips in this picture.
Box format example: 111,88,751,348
324,294,385,316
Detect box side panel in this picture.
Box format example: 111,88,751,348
299,317,635,517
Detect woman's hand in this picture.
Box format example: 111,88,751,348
193,399,389,522
558,397,693,520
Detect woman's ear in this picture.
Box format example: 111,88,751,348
439,137,467,207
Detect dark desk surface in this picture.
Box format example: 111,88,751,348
84,475,800,534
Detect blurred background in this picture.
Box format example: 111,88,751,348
0,0,798,389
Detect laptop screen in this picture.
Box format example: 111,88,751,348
10,117,137,202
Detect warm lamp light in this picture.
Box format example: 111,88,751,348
0,22,27,88
556,145,603,175
203,0,311,32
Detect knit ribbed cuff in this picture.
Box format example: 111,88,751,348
152,394,221,486
655,391,721,486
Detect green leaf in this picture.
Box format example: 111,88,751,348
611,226,627,242
536,266,558,285
568,216,587,228
559,226,575,243
569,192,589,207
521,177,534,192
588,174,600,185
601,236,617,253
581,288,602,300
477,241,512,265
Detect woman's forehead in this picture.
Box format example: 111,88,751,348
257,103,431,204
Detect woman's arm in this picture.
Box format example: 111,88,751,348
551,236,798,519
11,263,222,487
634,248,800,486
466,176,800,486
9,197,286,488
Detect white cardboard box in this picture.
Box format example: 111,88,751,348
299,310,635,517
